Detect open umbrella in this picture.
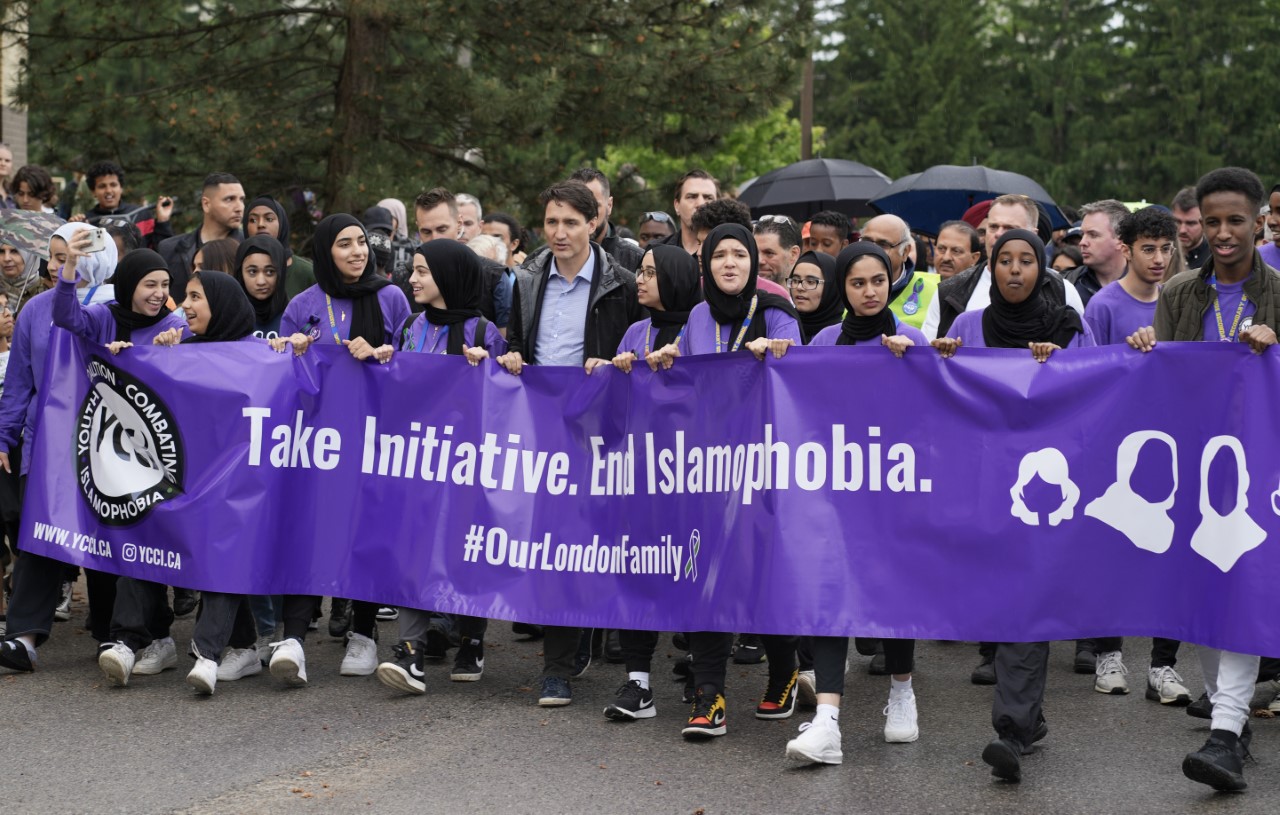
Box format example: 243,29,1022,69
868,165,1067,236
0,209,67,258
738,158,892,221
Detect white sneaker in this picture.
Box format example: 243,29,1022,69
187,656,218,695
1094,650,1129,694
796,669,817,707
133,636,178,675
883,691,919,743
54,581,73,621
98,642,135,687
1145,665,1190,705
786,717,842,764
269,638,308,687
217,647,263,681
340,632,378,676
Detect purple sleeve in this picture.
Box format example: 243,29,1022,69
280,286,320,336
763,308,803,344
946,309,982,343
898,325,928,346
1070,319,1097,348
52,278,109,343
483,320,509,357
808,325,841,346
0,308,36,454
616,320,650,356
380,285,412,344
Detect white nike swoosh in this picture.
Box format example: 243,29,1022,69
409,665,425,678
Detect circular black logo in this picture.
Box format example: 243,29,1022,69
75,356,184,526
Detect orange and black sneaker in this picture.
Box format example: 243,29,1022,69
755,667,799,719
682,684,727,739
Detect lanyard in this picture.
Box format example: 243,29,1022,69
81,285,100,305
324,295,345,344
644,322,686,355
417,323,448,354
1210,276,1249,342
714,295,758,354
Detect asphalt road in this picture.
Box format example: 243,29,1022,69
3,591,1276,814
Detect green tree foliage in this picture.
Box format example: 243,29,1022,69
3,0,807,230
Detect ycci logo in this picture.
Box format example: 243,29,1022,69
75,356,184,526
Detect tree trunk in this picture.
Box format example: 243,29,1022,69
325,3,389,214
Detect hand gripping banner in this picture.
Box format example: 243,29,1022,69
19,330,1280,653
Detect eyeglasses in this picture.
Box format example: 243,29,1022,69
636,267,658,283
1136,243,1176,258
786,275,824,291
756,214,795,225
641,211,673,224
869,238,906,252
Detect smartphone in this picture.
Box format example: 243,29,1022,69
84,227,108,254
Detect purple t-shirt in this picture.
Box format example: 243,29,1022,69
52,277,189,346
1083,281,1158,346
682,301,802,356
401,315,507,358
1259,242,1280,270
1201,278,1257,342
946,308,1096,348
809,320,927,348
280,283,411,346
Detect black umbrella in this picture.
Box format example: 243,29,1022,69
868,165,1068,236
738,158,892,221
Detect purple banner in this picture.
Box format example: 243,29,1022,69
18,330,1280,653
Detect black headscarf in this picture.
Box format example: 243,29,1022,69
793,250,842,344
982,229,1084,349
834,242,900,345
415,240,483,356
699,223,797,343
233,234,289,328
647,245,702,348
108,249,173,343
246,196,293,260
182,270,256,343
312,214,391,346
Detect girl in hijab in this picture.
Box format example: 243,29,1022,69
788,250,843,345
611,245,701,373
643,224,801,741
0,240,45,315
784,242,927,766
244,195,316,298
53,245,188,353
233,234,289,339
266,213,411,688
597,245,700,720
936,229,1093,360
933,229,1090,781
374,240,506,696
139,271,263,694
0,228,135,673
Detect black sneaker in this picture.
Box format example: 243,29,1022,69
1021,719,1049,755
682,685,727,738
424,615,456,660
853,637,879,656
512,622,544,640
755,668,798,719
328,598,352,639
0,639,34,672
982,737,1022,782
538,675,572,706
375,640,426,695
1182,735,1247,792
868,644,888,676
971,656,996,685
604,680,656,721
604,629,624,663
732,634,765,665
672,652,693,678
671,632,689,651
1186,691,1212,720
450,638,484,682
572,629,593,678
682,671,696,704
1073,645,1096,674
172,588,199,618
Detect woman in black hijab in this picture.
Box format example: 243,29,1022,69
245,195,316,297
935,229,1091,361
805,243,929,354
233,234,289,339
787,250,843,344
611,244,701,372
648,223,801,371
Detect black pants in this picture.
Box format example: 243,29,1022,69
191,593,259,663
619,629,660,674
542,625,581,679
813,636,851,695
689,631,735,694
108,577,175,652
1150,637,1180,668
992,641,1049,748
280,595,323,641
761,634,798,677
5,550,119,646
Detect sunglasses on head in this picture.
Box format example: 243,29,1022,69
641,211,673,224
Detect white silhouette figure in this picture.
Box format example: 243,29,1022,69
1010,448,1080,527
1190,436,1265,573
89,383,166,498
1085,431,1178,553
